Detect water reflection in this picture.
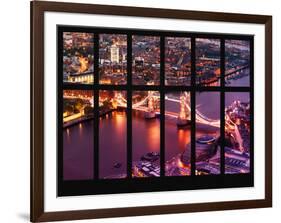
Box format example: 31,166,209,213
132,110,160,159
100,110,127,179
63,120,94,180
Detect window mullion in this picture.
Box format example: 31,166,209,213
127,34,132,178
190,36,196,176
160,35,165,177
220,38,225,175
93,33,99,179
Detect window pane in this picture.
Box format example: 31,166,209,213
196,38,220,86
165,37,191,86
99,90,127,179
99,34,127,85
165,92,191,176
225,92,250,174
225,40,250,86
63,32,94,84
132,36,160,85
132,91,160,177
63,90,94,180
196,92,220,175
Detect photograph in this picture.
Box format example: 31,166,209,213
60,30,253,186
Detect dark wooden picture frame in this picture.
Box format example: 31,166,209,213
31,1,272,222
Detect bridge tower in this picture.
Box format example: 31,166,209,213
115,92,123,102
145,91,156,119
112,92,120,109
177,92,191,127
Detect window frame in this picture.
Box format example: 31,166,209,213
57,26,254,196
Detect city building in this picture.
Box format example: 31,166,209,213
110,45,119,63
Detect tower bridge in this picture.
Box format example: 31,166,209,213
64,91,221,128
113,91,220,128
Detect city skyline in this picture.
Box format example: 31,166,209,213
62,33,251,88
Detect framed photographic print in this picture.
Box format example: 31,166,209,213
30,1,272,222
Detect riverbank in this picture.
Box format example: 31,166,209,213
63,107,126,128
63,115,94,128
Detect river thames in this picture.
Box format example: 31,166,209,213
63,87,249,180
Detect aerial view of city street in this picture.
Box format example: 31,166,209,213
99,34,127,85
165,37,191,86
132,35,160,85
196,38,220,86
225,40,250,86
61,31,252,181
63,32,94,84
